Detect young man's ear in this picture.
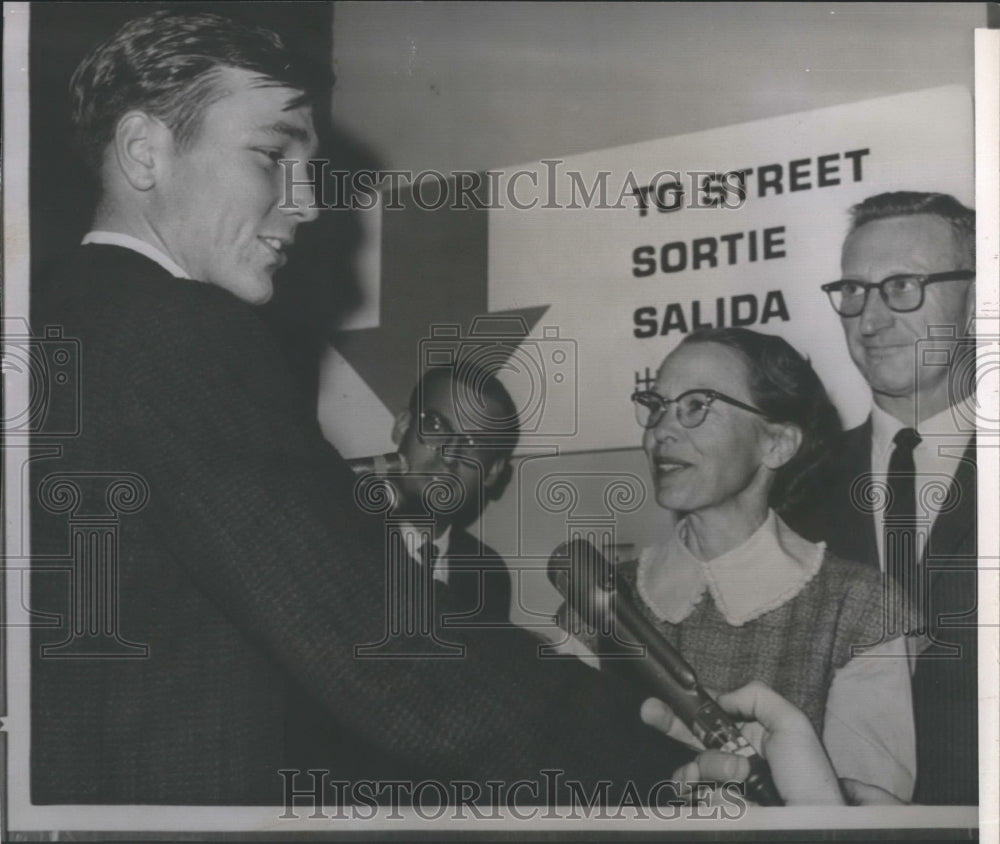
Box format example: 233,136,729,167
391,409,412,446
760,422,802,471
112,111,171,191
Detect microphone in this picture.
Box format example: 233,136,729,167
346,452,408,477
548,538,784,807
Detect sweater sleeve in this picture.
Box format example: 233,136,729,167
114,288,691,794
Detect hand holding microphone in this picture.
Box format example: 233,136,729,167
346,452,408,513
548,538,784,807
346,452,408,477
346,451,467,519
645,681,847,806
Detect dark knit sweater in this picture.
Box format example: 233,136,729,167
30,245,689,805
441,527,513,627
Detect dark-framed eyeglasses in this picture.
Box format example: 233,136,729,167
821,270,974,317
415,408,486,455
631,388,768,430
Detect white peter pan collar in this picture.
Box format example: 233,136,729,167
635,511,825,627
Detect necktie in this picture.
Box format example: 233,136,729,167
886,427,921,635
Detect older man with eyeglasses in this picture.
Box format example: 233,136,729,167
791,191,978,806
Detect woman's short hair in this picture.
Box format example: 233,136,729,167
678,327,841,514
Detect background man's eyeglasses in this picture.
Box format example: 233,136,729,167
631,388,767,430
821,270,974,317
415,409,485,454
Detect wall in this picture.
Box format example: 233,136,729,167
330,2,982,173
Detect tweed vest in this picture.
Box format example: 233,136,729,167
614,551,889,734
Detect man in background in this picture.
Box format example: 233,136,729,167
390,364,517,626
31,10,689,805
795,191,978,805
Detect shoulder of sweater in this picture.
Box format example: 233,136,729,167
51,246,275,363
807,550,887,621
44,245,259,326
814,550,883,588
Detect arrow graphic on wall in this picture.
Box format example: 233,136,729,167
333,181,549,413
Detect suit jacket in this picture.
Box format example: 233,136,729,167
30,245,690,805
440,527,512,628
788,419,978,805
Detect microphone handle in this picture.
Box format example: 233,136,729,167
547,539,783,805
610,580,784,806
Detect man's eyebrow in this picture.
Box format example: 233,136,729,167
253,121,313,145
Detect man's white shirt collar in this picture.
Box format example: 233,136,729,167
870,397,975,458
870,402,904,462
872,397,976,462
82,231,192,281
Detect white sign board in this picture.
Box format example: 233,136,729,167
484,86,973,453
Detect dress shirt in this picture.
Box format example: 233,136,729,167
869,401,974,571
82,231,192,280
